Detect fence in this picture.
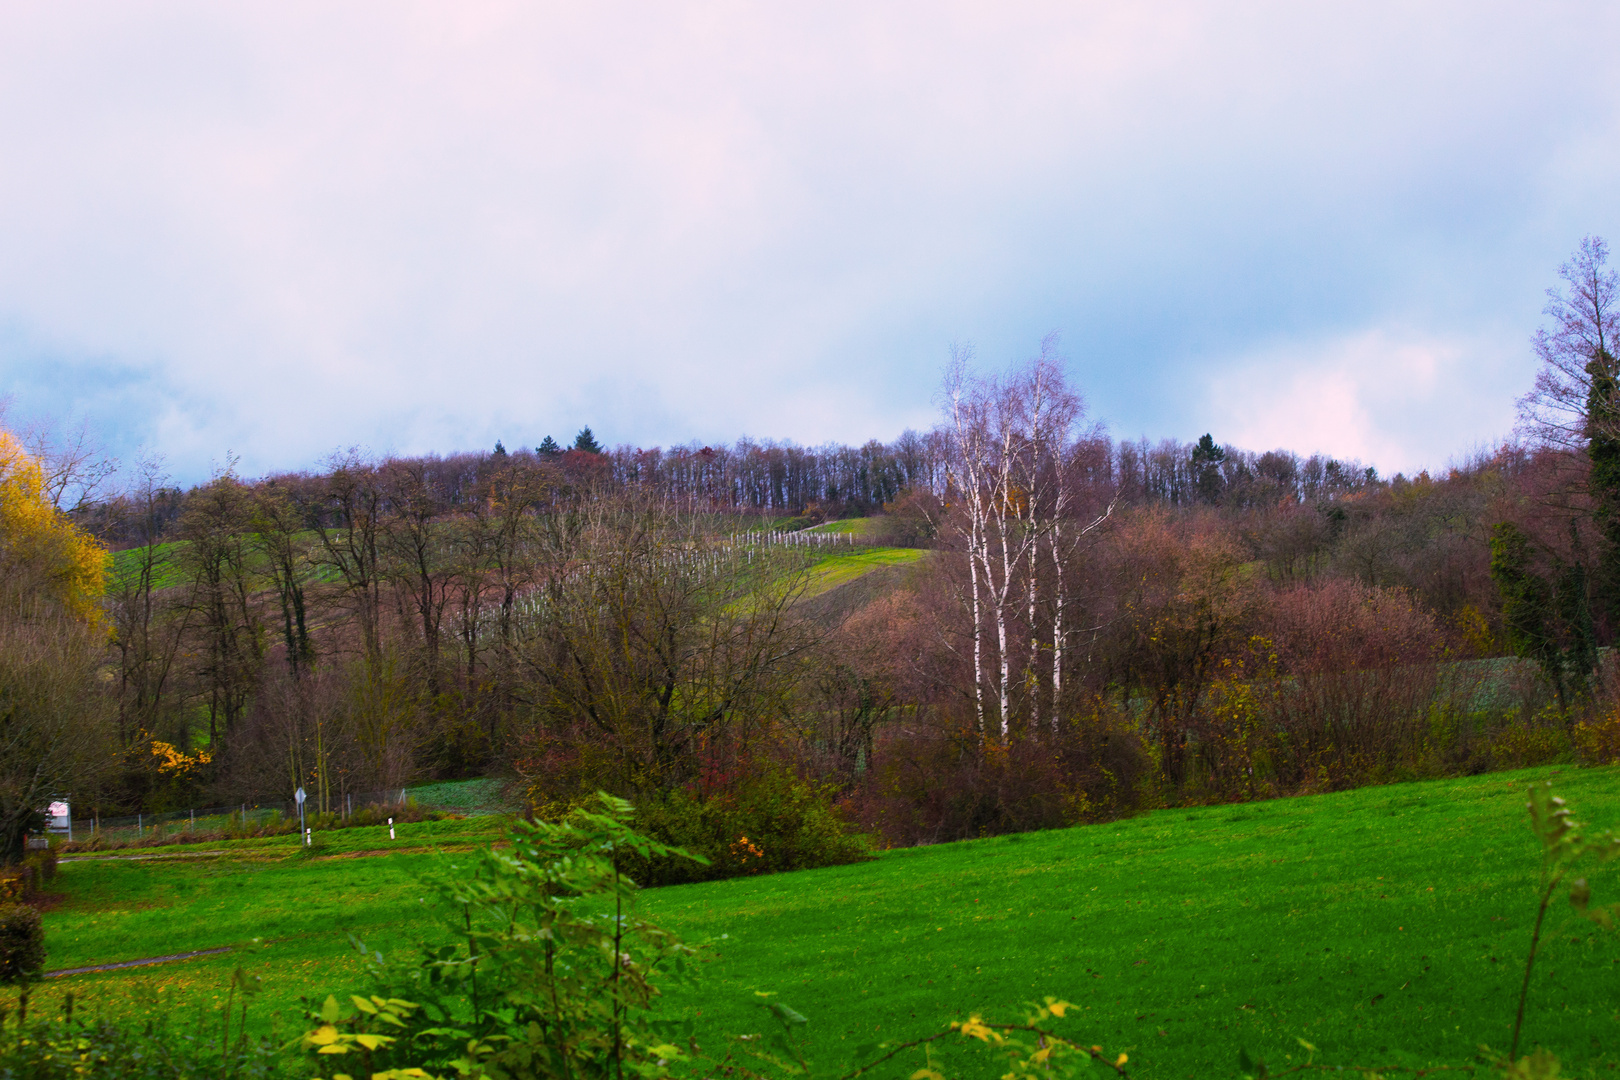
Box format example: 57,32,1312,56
65,788,414,845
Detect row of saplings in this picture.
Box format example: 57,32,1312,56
0,789,1608,1080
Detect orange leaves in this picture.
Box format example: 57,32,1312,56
729,835,765,861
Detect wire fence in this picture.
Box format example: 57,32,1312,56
60,788,417,844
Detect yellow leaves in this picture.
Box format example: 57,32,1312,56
0,429,105,622
911,1069,945,1080
149,740,210,777
952,1016,1004,1044
1040,996,1071,1018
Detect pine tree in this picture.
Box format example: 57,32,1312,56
536,436,562,457
1190,433,1225,503
493,440,508,458
1587,349,1620,622
1490,521,1597,711
573,427,603,455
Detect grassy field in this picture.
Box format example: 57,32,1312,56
30,766,1620,1077
801,547,927,597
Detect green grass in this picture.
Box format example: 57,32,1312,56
33,766,1620,1076
107,541,191,592
406,777,513,813
801,547,927,597
805,517,877,536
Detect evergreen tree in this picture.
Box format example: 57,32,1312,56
536,435,562,458
1190,433,1225,503
493,440,508,458
1587,349,1620,623
573,427,603,455
1490,521,1597,711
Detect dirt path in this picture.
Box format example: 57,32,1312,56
45,947,233,979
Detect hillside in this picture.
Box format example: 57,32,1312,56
37,764,1620,1076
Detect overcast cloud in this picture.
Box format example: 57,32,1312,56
1,2,1617,481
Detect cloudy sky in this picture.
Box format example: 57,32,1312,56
2,2,1618,483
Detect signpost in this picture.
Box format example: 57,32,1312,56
295,786,307,845
46,800,70,843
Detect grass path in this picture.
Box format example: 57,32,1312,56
31,766,1620,1077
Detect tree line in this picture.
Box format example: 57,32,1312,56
8,238,1620,865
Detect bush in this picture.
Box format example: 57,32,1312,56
0,902,44,987
1263,581,1454,786
303,796,703,1080
630,765,871,885
845,706,1147,846
0,1011,282,1079
1575,709,1620,765
23,845,56,885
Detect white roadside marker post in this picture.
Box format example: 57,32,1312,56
389,817,395,840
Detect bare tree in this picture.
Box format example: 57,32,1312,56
0,403,119,514
306,451,385,665
933,341,1110,739
252,480,317,679
177,463,265,745
1519,235,1620,448
107,457,193,746
515,494,814,795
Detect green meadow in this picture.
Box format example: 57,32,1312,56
33,766,1620,1077
802,546,927,596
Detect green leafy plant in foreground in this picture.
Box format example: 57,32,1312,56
299,793,706,1080
0,982,283,1079
714,993,1129,1080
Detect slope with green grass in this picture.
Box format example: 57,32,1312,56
801,546,927,598
31,766,1620,1077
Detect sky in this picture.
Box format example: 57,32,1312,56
3,2,1620,484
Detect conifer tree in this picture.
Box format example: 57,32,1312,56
1190,433,1225,503
1587,349,1620,621
1490,521,1597,710
573,427,603,454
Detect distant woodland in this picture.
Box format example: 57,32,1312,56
6,237,1620,871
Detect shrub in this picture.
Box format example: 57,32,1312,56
1575,709,1620,765
0,902,44,988
0,1000,283,1079
1481,716,1575,768
302,795,704,1080
22,845,56,885
630,765,871,885
845,705,1147,846
1263,581,1453,786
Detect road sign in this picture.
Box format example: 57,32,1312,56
295,787,306,805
